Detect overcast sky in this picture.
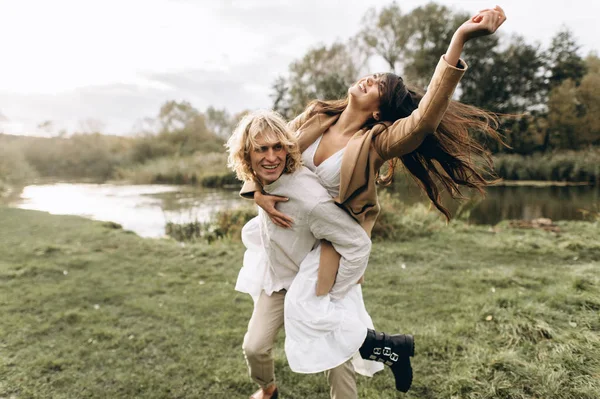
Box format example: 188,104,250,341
1,0,597,136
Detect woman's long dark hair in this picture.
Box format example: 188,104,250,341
306,72,505,221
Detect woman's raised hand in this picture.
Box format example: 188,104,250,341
457,5,507,42
255,190,293,228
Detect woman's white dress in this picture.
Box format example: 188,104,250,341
236,135,383,377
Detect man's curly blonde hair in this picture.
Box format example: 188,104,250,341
226,110,303,184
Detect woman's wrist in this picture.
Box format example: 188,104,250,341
445,33,466,67
452,29,467,45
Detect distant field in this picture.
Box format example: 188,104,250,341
0,208,598,398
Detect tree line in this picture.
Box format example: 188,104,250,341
0,100,230,184
3,1,599,190
9,2,600,159
271,2,599,155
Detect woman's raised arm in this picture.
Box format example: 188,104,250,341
372,6,506,160
446,6,507,66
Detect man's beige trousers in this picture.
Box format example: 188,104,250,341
242,290,358,399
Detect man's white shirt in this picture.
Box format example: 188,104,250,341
258,167,371,299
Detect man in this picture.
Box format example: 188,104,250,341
226,110,413,399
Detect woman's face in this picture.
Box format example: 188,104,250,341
348,73,386,112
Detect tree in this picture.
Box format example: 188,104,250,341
457,28,500,103
401,4,468,88
460,35,546,114
575,55,600,146
157,100,200,134
546,79,581,149
37,120,55,136
131,117,158,136
205,106,235,138
271,76,292,120
584,53,600,75
157,101,224,155
358,2,410,73
501,111,548,154
272,41,364,119
545,28,587,89
129,100,226,163
77,118,106,134
538,31,591,151
357,4,501,93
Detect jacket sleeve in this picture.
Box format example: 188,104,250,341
239,180,261,199
372,56,467,161
308,201,371,300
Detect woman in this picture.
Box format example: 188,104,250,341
239,6,507,398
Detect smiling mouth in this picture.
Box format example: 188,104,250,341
358,83,366,93
262,164,280,170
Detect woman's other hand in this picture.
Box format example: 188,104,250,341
457,5,507,42
255,190,293,228
445,6,506,66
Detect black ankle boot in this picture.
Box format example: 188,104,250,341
359,329,415,392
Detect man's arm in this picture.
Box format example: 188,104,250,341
308,201,371,300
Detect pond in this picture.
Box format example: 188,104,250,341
10,182,599,237
12,183,244,238
386,183,600,225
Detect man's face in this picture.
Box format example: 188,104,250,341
249,133,288,185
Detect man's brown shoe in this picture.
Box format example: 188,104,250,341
250,385,278,399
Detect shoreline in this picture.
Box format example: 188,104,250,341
15,178,597,188
491,180,593,187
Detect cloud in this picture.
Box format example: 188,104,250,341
0,85,168,135
0,59,284,136
2,0,599,136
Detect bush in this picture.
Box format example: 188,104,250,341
369,192,447,241
116,153,237,187
201,172,239,188
5,133,132,181
165,206,257,242
0,144,38,196
492,149,600,184
0,122,225,183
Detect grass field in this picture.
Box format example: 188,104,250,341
0,207,599,398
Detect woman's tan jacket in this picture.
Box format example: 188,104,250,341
241,56,467,293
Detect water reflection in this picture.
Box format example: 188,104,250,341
384,183,600,225
14,183,244,238
11,183,599,238
466,185,600,225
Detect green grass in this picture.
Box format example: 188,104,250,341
0,207,599,398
